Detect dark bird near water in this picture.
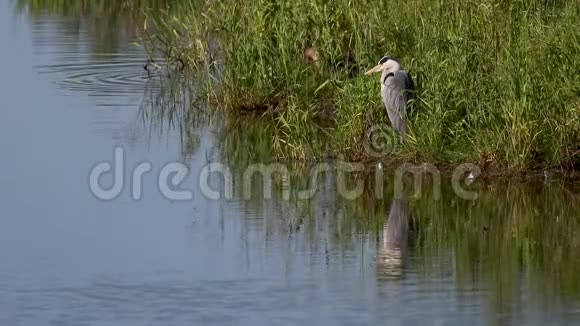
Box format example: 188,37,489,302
143,61,161,75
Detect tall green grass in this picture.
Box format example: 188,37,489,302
136,0,580,171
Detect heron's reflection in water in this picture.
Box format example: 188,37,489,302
377,199,411,280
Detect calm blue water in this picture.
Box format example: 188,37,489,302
1,1,580,325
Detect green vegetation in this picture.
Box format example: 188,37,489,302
17,0,580,173
142,0,580,173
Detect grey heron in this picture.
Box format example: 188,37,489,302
366,56,415,134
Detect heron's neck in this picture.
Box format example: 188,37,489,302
381,69,393,84
381,65,401,84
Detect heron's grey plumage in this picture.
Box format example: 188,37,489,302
367,57,415,134
381,69,414,133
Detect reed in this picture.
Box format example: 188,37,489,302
38,0,580,172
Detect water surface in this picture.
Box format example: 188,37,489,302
1,1,580,325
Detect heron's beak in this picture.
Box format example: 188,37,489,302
365,64,384,75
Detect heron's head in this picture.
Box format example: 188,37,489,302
365,56,401,75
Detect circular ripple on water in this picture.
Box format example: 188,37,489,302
35,57,167,107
